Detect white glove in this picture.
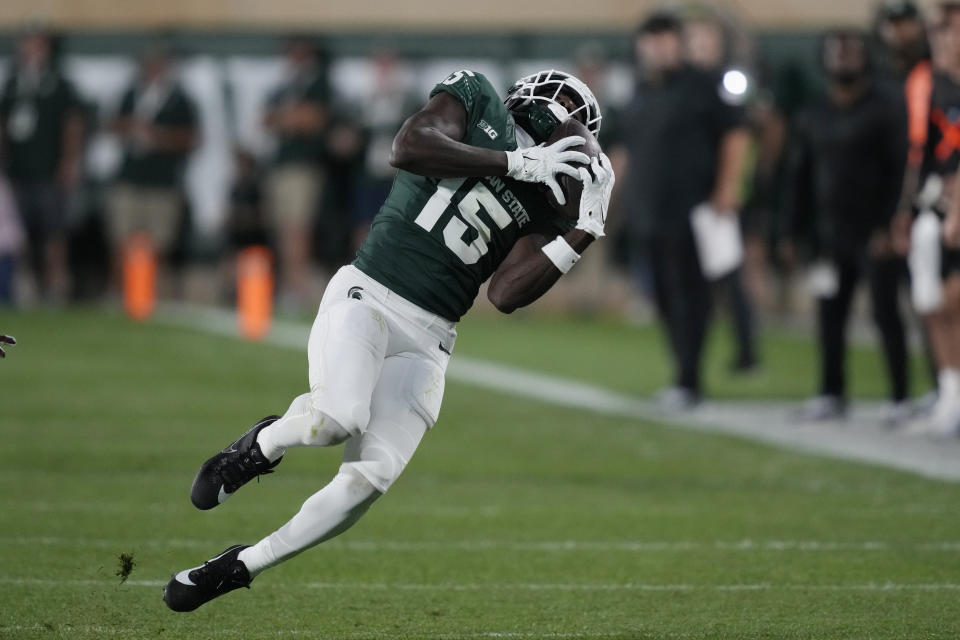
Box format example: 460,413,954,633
505,136,590,205
575,153,614,239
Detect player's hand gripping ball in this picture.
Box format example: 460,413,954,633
543,118,602,220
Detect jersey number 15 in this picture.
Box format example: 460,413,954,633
414,178,513,265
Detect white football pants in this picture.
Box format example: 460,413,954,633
239,265,455,575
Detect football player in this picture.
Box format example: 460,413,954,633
898,3,960,434
163,68,614,611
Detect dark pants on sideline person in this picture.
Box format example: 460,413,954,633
14,182,65,297
817,254,908,402
0,255,14,303
715,266,757,367
645,232,713,395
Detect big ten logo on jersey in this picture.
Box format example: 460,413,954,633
442,69,475,85
477,119,498,140
414,178,530,265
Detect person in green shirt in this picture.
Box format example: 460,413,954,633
107,45,198,288
0,27,84,303
164,68,614,612
263,37,331,308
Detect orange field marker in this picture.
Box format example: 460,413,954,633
123,232,157,322
237,246,274,341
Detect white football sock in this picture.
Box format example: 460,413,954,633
238,469,380,577
257,393,352,462
927,368,960,433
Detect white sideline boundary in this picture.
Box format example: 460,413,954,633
155,304,960,483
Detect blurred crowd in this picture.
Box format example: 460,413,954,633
5,1,960,433
606,0,960,436
0,32,431,309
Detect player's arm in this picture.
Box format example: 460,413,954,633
946,164,960,248
141,124,197,154
58,109,84,189
874,93,909,254
779,113,814,262
487,230,593,313
264,95,328,135
57,80,85,189
710,127,750,213
390,92,588,203
488,156,614,313
390,92,505,177
894,63,933,254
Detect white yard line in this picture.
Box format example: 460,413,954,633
0,630,632,640
0,633,616,640
0,624,636,640
2,576,959,592
155,304,960,483
4,535,960,553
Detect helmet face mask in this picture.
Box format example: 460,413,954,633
504,69,602,140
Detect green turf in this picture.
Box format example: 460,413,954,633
455,311,934,400
0,309,958,639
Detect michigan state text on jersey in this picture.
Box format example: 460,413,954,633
163,69,614,613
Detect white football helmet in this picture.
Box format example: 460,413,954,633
504,69,602,137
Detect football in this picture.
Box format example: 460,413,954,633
543,117,601,219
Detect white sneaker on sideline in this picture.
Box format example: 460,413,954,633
792,395,846,423
905,393,960,436
881,401,915,429
655,386,700,412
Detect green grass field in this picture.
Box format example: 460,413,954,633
1,308,958,639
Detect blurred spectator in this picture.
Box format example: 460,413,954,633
610,11,750,409
0,175,24,303
226,147,270,251
876,0,931,81
886,0,933,248
876,0,941,402
573,43,620,150
682,12,759,374
785,30,910,424
900,3,960,434
741,85,789,310
352,51,416,251
107,45,198,290
0,27,84,303
263,36,330,308
322,113,364,264
562,44,632,313
221,146,270,300
685,14,730,71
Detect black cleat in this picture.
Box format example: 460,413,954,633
190,415,282,510
163,545,252,612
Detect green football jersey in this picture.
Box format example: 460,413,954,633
353,69,573,322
